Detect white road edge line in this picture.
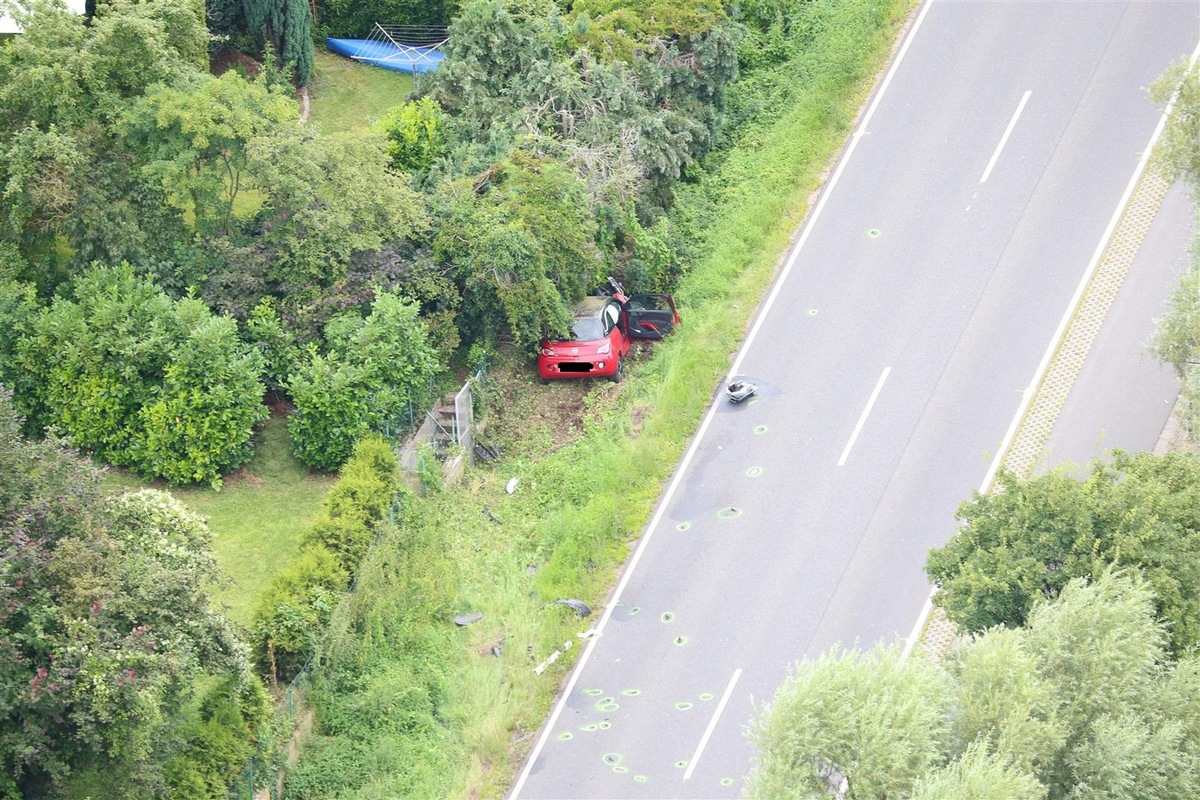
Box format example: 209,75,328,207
683,668,743,781
508,2,937,796
901,39,1200,665
838,367,892,466
980,90,1031,183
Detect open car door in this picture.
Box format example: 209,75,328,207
625,294,680,340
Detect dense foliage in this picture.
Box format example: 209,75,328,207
0,391,264,798
288,290,441,470
16,265,267,486
926,451,1200,656
253,436,405,684
749,572,1200,800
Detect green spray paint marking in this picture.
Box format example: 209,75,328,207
676,521,692,531
598,720,612,730
808,309,819,316
675,701,694,711
628,606,640,616
583,688,604,696
754,425,768,435
674,636,688,646
745,466,763,478
717,506,743,520
579,723,599,732
868,228,881,238
661,611,675,623
721,777,735,787
557,732,573,741
700,692,715,701
621,689,641,696
634,775,649,783
613,765,629,774
595,698,619,713
602,753,622,766
675,760,689,769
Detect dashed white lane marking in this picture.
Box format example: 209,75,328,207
838,367,892,467
683,668,743,781
980,89,1031,183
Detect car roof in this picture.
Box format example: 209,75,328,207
570,296,611,318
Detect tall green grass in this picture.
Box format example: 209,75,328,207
294,0,916,795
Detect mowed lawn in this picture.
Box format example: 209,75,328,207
177,418,334,626
306,49,416,134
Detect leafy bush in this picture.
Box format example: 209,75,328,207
288,290,441,471
18,264,268,486
252,545,351,686
136,301,268,487
305,436,403,571
375,97,449,176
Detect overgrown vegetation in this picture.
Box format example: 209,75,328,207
0,390,265,799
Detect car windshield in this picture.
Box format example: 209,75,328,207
570,317,605,341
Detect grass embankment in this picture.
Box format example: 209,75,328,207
306,50,416,135
290,0,917,796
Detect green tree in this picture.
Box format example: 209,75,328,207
748,572,1200,800
1152,61,1200,189
747,645,953,799
243,0,314,85
121,71,298,238
0,392,257,794
245,128,430,314
288,289,441,470
434,154,602,347
926,451,1200,655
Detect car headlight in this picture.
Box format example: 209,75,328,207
596,341,611,355
541,347,556,357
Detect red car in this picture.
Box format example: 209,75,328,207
538,283,680,384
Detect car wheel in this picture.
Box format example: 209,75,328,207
539,376,550,386
608,357,623,383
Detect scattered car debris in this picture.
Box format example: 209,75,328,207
490,637,506,657
525,564,538,574
482,505,502,524
534,639,574,675
454,612,484,626
474,442,501,462
506,477,519,494
726,380,758,404
556,598,592,617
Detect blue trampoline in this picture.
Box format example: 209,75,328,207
327,25,447,74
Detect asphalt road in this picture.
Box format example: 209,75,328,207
513,2,1200,797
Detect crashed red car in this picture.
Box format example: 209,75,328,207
537,283,679,384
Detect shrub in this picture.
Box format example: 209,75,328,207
305,436,403,571
288,290,440,471
252,545,350,685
